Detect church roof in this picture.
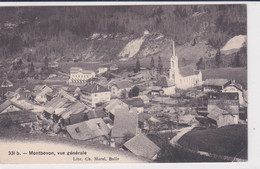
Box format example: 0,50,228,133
179,65,200,77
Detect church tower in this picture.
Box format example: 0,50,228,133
169,41,179,81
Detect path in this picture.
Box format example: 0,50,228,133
169,125,196,144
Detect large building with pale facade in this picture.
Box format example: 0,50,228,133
169,41,202,90
69,67,95,85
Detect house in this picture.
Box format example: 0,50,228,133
104,99,129,121
98,67,108,74
179,114,198,126
221,81,244,105
110,64,119,71
10,96,43,113
57,89,77,102
69,67,95,85
169,41,202,90
66,118,110,144
137,95,150,104
86,108,107,120
1,79,13,88
4,91,20,100
153,76,175,95
207,92,239,127
203,79,231,93
33,84,53,103
80,83,111,107
151,86,163,95
207,106,236,128
0,100,22,114
85,78,100,85
122,98,145,113
110,80,133,98
122,134,161,160
43,96,70,119
56,102,88,126
66,86,81,96
111,108,141,145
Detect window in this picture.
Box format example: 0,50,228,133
96,123,101,129
75,127,80,133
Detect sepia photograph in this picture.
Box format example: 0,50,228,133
0,3,249,164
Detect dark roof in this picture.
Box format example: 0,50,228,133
81,83,109,94
203,79,230,87
66,118,110,140
154,77,175,87
112,81,133,89
179,65,200,77
111,108,139,138
123,134,160,159
69,112,88,125
208,92,239,100
122,98,145,107
87,108,107,119
208,100,239,115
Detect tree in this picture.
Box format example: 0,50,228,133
18,71,26,79
215,49,221,68
234,52,241,67
30,62,34,72
150,56,155,69
17,59,23,67
196,57,205,70
44,56,49,68
120,89,128,99
128,86,139,98
158,56,163,74
135,57,141,73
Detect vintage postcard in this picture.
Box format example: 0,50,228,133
0,2,250,165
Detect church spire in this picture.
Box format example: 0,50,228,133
172,40,176,57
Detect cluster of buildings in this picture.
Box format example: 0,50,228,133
0,40,247,160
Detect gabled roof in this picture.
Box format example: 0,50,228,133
70,67,94,74
66,118,110,140
123,134,160,159
111,108,139,138
57,102,87,119
179,65,200,77
207,106,231,121
154,77,175,87
122,98,145,108
1,79,13,88
203,79,230,87
81,83,109,94
112,80,133,89
104,99,129,115
0,100,22,113
44,96,69,114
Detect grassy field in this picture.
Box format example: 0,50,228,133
147,133,227,162
202,67,247,89
178,124,248,159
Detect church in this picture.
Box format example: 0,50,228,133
169,41,202,90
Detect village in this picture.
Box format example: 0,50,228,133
0,40,248,161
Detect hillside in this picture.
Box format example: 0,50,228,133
178,124,247,158
0,5,246,63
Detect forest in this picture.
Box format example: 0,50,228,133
0,5,247,62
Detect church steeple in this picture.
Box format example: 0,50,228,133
172,40,176,57
169,40,179,81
